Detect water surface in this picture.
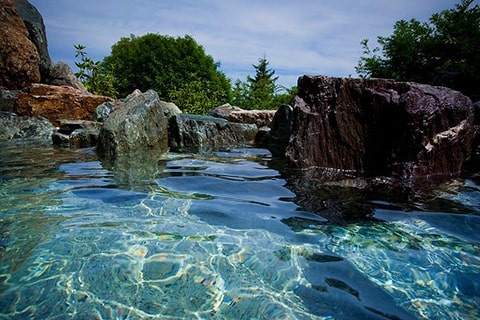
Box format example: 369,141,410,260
0,142,479,319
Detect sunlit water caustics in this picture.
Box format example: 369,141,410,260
0,141,479,319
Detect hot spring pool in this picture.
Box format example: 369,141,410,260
0,141,479,319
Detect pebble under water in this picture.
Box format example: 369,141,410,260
0,141,479,319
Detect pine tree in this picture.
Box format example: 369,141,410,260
246,57,279,110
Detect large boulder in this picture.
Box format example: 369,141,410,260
13,0,53,83
0,111,54,140
96,90,168,162
286,76,475,182
168,114,258,153
0,0,41,89
13,84,113,126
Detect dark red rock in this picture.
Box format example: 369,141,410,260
286,76,474,181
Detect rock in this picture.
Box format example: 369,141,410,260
0,89,20,112
0,0,41,89
96,89,168,162
53,119,101,147
208,103,243,120
168,114,258,153
0,111,54,140
49,61,86,90
13,0,53,83
160,100,182,120
228,109,276,128
266,104,293,156
13,83,114,127
94,101,115,122
286,76,474,182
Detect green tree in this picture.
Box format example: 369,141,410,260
74,44,118,97
247,57,279,109
233,57,285,110
102,34,231,113
356,0,480,98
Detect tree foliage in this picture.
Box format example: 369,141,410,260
74,44,118,97
233,57,296,110
101,34,231,114
356,0,480,98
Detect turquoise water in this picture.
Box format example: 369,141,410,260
0,142,479,319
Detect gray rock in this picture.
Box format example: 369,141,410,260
208,103,243,120
94,101,115,122
49,61,86,90
0,90,20,112
168,114,258,153
96,89,168,162
52,119,101,147
0,111,54,141
160,100,182,120
57,119,101,134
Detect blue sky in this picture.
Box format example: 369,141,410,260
29,0,461,88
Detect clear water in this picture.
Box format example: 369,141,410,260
0,141,479,319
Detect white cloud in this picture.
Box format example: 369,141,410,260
30,0,459,88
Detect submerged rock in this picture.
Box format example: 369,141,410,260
96,89,168,162
168,114,258,153
286,76,474,182
0,111,54,141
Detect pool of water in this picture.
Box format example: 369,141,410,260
0,141,479,319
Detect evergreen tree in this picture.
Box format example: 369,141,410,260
247,57,279,109
232,57,280,110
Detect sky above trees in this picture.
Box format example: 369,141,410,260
30,0,461,88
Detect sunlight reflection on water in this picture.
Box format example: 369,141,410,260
0,143,479,319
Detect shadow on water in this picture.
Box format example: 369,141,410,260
1,142,480,319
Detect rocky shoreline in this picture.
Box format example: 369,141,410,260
2,0,480,220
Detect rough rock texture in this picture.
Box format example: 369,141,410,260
0,111,54,140
168,114,258,153
267,104,293,155
228,109,276,128
96,90,168,162
54,119,101,147
208,103,243,120
49,61,86,90
94,101,115,122
286,76,474,180
0,89,20,112
0,0,41,89
160,100,182,120
13,84,113,126
13,0,53,83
